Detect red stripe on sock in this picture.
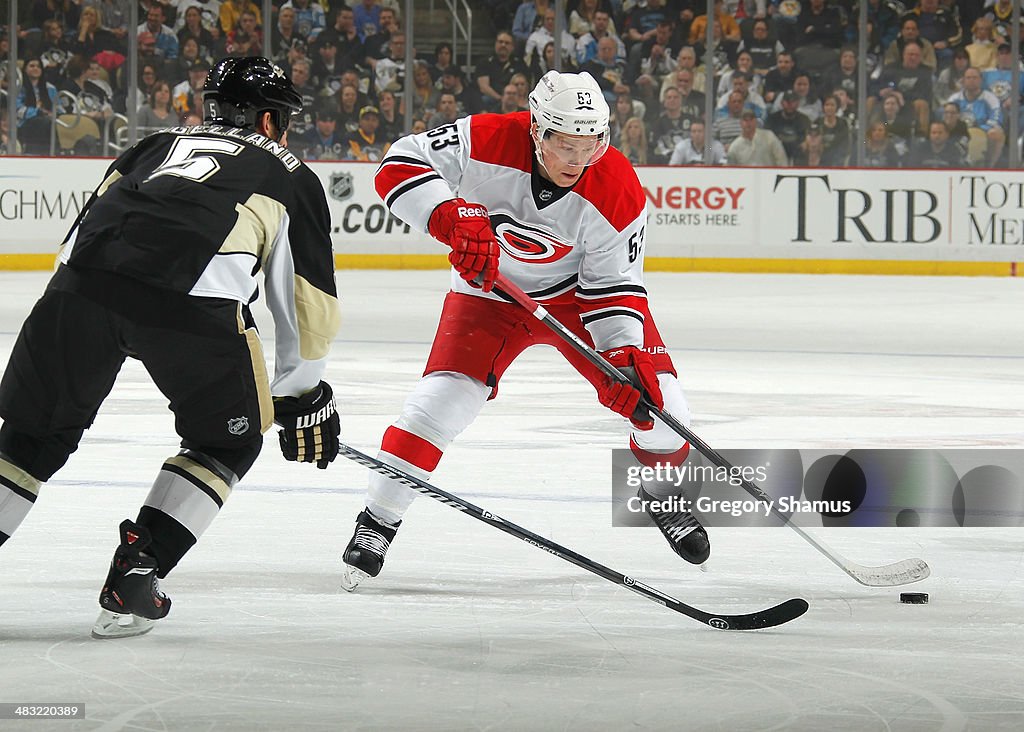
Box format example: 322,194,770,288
630,437,690,468
381,426,443,472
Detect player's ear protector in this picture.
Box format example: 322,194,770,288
204,97,290,141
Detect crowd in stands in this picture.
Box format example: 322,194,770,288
533,0,1020,168
2,0,1023,167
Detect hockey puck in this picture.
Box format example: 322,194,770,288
899,592,929,604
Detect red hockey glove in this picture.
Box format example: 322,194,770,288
428,198,500,292
597,346,664,431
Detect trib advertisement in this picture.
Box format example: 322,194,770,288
641,167,1024,261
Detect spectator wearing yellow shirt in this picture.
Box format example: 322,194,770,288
689,0,740,45
219,0,261,35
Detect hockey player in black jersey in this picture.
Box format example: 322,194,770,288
0,57,342,638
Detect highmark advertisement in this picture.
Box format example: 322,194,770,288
2,158,1023,266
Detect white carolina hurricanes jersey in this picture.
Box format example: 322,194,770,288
374,111,649,351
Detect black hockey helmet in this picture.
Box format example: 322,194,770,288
203,56,302,139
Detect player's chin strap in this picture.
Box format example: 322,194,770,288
490,273,931,588
530,129,552,178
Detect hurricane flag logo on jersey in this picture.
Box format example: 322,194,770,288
490,214,573,264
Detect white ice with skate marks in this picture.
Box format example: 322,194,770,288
0,271,1022,730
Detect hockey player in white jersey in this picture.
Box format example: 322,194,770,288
341,70,708,590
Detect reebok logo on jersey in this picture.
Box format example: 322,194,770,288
296,400,336,429
458,206,488,218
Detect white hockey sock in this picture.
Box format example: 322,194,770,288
366,452,428,526
142,455,232,541
0,457,42,541
366,371,489,525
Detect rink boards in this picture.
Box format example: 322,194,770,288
0,156,1021,275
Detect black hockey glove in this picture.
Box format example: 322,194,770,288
273,381,340,469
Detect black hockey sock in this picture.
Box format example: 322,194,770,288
135,506,197,579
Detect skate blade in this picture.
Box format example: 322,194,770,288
91,609,156,639
340,565,371,592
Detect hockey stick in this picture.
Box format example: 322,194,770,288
338,442,808,630
492,273,930,588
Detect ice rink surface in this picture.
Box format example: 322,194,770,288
0,269,1022,731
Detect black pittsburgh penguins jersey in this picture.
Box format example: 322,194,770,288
58,124,340,397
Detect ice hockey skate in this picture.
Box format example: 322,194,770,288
91,520,171,639
639,487,711,565
341,509,400,591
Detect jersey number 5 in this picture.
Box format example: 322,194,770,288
146,137,245,184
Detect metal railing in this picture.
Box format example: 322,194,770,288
52,89,86,156
5,0,18,155
105,113,130,155
444,0,473,70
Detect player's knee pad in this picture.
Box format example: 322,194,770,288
394,371,490,449
179,439,263,483
631,373,691,457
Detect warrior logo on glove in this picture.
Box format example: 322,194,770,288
274,380,341,469
296,401,336,429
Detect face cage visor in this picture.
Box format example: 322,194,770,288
536,128,610,168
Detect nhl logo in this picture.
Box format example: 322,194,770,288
329,171,354,202
539,189,553,201
227,417,250,435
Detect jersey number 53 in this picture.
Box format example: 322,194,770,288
426,124,460,150
628,226,645,263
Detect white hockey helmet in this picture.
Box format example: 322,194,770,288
529,70,610,167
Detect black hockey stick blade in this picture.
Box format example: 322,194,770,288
339,442,809,630
492,274,931,588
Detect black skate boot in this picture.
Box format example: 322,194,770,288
640,487,711,565
341,509,400,591
92,520,171,639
